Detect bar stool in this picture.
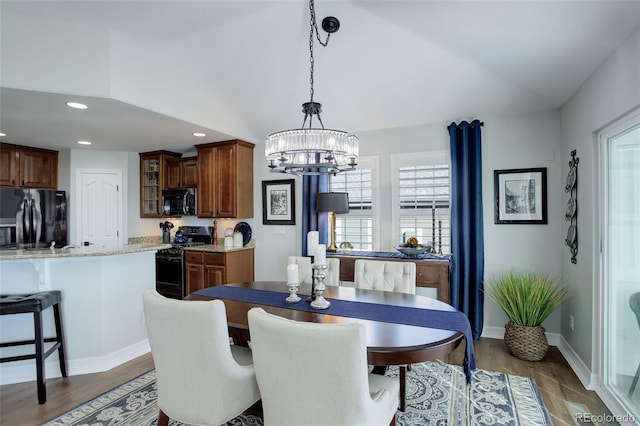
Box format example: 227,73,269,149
0,291,68,404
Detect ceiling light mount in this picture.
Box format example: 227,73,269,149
265,0,358,176
321,16,340,34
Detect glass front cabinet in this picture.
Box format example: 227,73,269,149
139,151,182,217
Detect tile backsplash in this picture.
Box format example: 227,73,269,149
128,236,162,244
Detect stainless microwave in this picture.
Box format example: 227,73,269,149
162,188,196,216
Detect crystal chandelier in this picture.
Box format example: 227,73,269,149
265,0,359,176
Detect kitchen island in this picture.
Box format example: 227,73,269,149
0,243,169,386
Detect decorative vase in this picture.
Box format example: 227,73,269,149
503,321,548,361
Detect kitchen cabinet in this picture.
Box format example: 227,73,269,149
327,253,451,304
184,248,255,295
0,143,58,189
139,150,182,217
195,140,254,218
165,157,197,189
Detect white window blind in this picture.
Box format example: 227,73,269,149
392,152,450,254
329,157,378,250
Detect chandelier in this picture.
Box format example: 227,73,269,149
265,0,359,176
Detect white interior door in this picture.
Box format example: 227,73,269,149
77,170,122,248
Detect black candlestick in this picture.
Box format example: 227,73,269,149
305,255,316,302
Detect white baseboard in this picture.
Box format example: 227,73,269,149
0,339,150,386
556,335,596,390
481,325,561,346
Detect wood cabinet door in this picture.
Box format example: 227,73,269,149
165,160,181,189
139,154,162,217
197,147,215,217
0,146,18,187
186,263,205,294
205,265,225,286
214,144,237,218
182,158,198,187
225,249,254,283
19,148,57,189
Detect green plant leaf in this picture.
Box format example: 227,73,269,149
485,270,568,327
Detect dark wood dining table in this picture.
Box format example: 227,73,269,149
186,281,464,411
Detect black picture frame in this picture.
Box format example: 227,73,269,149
262,179,295,225
494,168,547,224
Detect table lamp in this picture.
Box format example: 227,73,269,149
316,192,349,252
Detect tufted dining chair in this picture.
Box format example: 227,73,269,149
354,259,416,411
247,307,399,426
354,259,416,295
629,292,640,397
287,256,341,286
142,290,260,426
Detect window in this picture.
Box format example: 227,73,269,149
329,157,379,250
392,151,450,254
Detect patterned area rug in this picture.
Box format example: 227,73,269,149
43,361,552,425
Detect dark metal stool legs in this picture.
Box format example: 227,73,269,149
0,291,68,404
53,303,67,378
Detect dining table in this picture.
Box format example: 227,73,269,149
186,281,473,412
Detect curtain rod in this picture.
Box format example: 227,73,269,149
446,121,484,131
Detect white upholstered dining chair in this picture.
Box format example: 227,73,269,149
287,255,341,286
353,258,416,411
142,290,260,426
354,259,416,295
247,307,399,426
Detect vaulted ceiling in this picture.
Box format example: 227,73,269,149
1,1,639,154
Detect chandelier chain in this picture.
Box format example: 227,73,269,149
264,0,358,176
309,0,331,105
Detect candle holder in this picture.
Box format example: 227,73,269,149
305,255,316,302
431,208,436,250
310,264,330,310
285,281,301,303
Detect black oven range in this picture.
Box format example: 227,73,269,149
155,226,212,299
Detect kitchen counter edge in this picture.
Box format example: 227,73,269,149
0,243,172,260
183,240,256,253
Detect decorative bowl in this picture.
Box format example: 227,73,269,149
395,244,432,257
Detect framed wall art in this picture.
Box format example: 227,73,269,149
262,179,295,225
494,167,547,224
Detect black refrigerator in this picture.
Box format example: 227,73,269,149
0,188,67,249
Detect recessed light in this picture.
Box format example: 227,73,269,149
0,132,6,137
77,140,92,145
66,101,88,110
193,132,206,137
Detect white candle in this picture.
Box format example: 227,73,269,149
307,231,319,256
287,263,299,284
314,244,326,266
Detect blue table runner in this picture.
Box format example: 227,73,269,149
331,250,452,261
194,285,475,383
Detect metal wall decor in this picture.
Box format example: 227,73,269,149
565,150,579,263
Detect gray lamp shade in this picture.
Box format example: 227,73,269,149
316,192,349,214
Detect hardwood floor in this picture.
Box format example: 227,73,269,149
0,338,611,425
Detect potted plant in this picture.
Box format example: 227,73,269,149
486,270,568,361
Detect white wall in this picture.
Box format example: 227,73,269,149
0,12,111,96
560,28,640,370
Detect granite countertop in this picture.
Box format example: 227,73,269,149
0,243,171,260
183,240,256,253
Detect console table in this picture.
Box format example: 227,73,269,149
327,251,451,304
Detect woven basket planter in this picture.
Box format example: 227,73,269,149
504,321,548,361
